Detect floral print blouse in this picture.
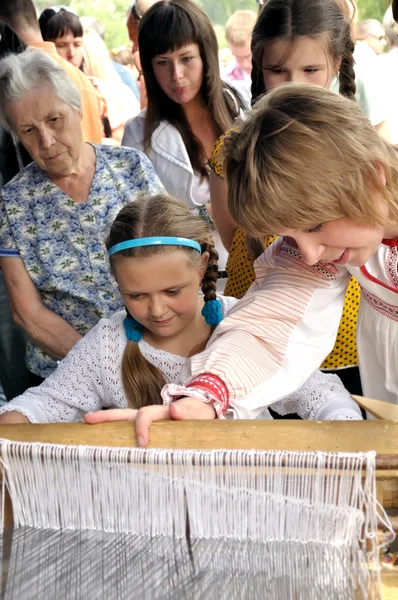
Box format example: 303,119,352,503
0,143,163,377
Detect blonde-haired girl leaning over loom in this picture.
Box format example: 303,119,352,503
0,194,361,445
163,85,398,415
210,0,362,395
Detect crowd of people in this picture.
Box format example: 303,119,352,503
0,0,398,445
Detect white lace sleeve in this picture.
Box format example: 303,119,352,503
270,370,363,420
0,323,107,424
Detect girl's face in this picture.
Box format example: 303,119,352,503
276,218,386,268
114,250,207,340
54,29,84,69
152,43,204,106
262,36,340,91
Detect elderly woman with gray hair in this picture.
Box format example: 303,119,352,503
0,48,162,386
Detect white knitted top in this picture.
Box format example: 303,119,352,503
0,296,362,423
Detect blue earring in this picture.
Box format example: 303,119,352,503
123,315,143,342
201,298,223,326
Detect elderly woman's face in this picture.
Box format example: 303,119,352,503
8,83,83,177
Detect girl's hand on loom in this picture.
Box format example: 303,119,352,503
84,409,138,425
84,399,215,448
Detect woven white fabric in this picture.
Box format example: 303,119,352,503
0,296,361,423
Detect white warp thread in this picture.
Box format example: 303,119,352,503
0,441,381,599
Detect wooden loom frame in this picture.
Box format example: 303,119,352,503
0,417,397,598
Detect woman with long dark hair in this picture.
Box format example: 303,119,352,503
122,0,246,287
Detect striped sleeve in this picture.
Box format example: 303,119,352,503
0,192,19,258
182,238,351,405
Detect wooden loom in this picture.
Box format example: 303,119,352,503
0,401,397,598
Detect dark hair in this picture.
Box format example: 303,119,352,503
39,8,83,41
384,7,398,49
0,0,38,31
250,0,356,103
106,194,218,408
138,0,243,180
393,0,398,23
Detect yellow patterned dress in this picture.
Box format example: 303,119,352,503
210,133,359,372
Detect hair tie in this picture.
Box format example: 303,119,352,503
201,298,223,326
108,236,201,257
123,315,143,342
123,300,222,341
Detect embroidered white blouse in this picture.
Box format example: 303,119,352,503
0,295,361,423
172,238,398,411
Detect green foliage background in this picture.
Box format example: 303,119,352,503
33,0,392,50
357,0,390,19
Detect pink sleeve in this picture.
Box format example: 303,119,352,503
163,238,350,409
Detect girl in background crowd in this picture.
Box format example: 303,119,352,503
122,0,246,291
39,6,84,69
209,0,362,395
0,195,362,445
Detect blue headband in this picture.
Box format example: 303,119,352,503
108,236,202,257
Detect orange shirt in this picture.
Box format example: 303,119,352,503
30,42,102,144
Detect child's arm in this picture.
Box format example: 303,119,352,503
162,238,351,415
85,398,216,447
269,371,362,420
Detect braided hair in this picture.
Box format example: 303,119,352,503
201,242,218,303
106,194,218,408
251,0,356,104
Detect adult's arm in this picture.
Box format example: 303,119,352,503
0,257,81,360
209,171,237,251
0,320,106,423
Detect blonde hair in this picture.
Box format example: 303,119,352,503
81,27,120,82
224,84,398,237
106,194,218,409
225,10,257,47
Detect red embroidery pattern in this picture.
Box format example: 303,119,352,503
386,245,398,289
280,242,341,280
187,374,228,417
360,264,398,295
361,286,398,322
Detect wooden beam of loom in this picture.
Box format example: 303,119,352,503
0,420,397,504
0,420,397,598
0,418,397,452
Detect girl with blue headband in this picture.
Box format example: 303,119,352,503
0,194,362,444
